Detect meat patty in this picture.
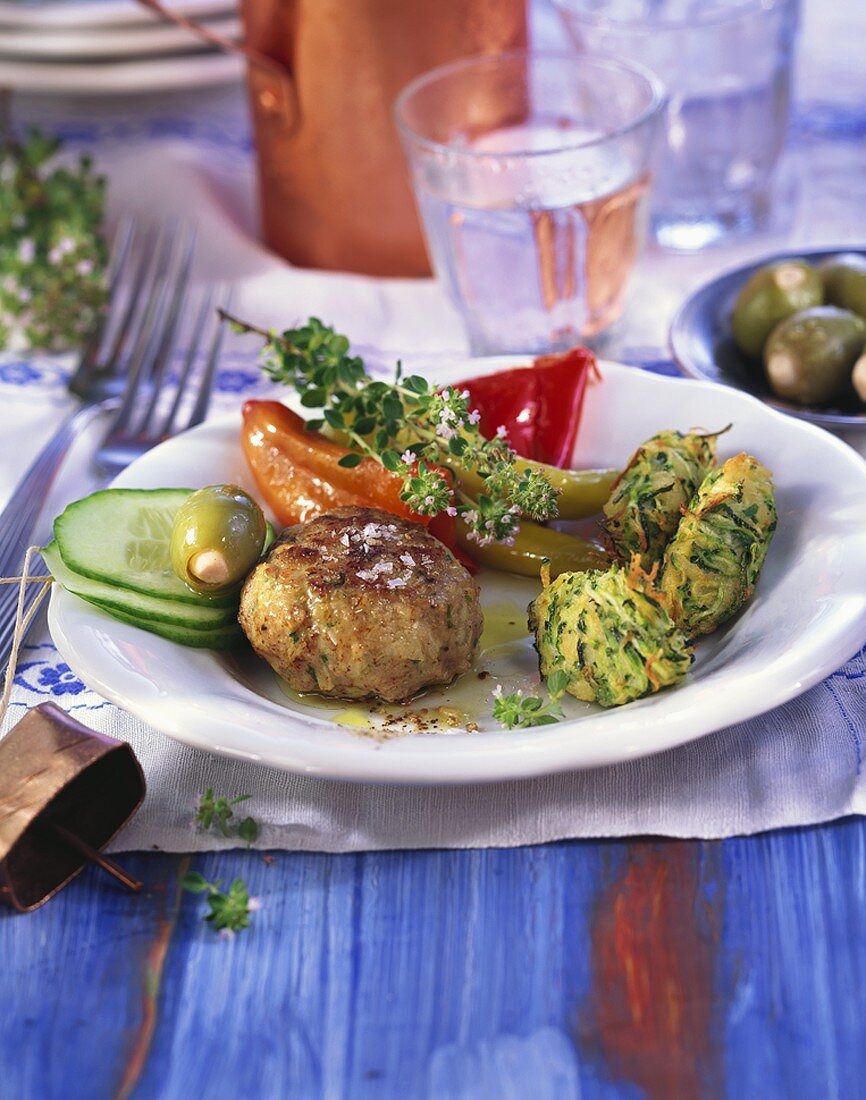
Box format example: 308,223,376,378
239,507,483,702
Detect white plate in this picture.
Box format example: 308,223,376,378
0,0,233,29
0,17,239,59
0,49,243,93
48,358,866,784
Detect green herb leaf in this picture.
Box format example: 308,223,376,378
338,453,363,468
180,871,210,894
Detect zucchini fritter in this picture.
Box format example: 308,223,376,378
602,430,718,567
659,453,777,637
529,561,693,708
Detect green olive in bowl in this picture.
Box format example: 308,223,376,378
731,259,823,359
817,253,866,320
763,306,866,406
170,484,267,595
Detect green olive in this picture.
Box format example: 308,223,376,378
817,253,866,320
732,260,823,359
763,307,866,406
170,484,266,595
853,353,866,405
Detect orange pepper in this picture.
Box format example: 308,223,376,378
241,400,420,528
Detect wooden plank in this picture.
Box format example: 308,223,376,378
1,823,865,1099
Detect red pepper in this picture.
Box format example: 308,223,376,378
458,346,599,468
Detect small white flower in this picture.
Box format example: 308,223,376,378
468,409,481,425
76,259,94,277
445,505,457,518
17,239,35,264
492,684,504,699
247,897,262,912
400,449,415,466
48,247,63,265
218,927,236,941
496,425,508,439
424,495,435,507
59,235,76,255
436,422,456,441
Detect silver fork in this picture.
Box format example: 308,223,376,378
93,284,230,477
0,237,227,672
0,219,197,581
0,283,231,671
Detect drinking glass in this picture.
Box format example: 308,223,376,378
395,50,665,356
553,0,801,251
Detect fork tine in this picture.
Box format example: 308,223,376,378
135,226,198,439
96,223,162,378
105,215,136,289
68,218,139,397
109,225,188,434
185,286,231,430
160,284,213,439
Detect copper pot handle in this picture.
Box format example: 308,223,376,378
136,0,299,132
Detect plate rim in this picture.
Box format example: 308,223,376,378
0,49,244,94
669,245,866,430
0,0,233,29
48,355,866,784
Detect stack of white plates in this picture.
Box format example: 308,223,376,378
0,0,243,94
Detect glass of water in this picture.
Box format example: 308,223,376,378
553,0,801,251
395,51,665,356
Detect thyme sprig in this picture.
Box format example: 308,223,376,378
220,312,560,545
492,670,569,729
194,787,258,841
181,872,260,936
0,128,107,352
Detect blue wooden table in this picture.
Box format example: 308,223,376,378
3,820,865,1098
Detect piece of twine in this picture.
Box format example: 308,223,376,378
0,547,53,728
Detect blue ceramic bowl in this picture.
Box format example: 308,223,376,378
670,247,866,430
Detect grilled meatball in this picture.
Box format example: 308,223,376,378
239,507,483,702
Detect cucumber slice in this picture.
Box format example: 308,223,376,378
43,542,238,631
54,489,238,607
86,599,244,650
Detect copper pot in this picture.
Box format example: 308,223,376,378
141,0,527,276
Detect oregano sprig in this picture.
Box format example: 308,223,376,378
220,312,560,545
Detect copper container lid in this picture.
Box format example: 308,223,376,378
0,703,145,912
